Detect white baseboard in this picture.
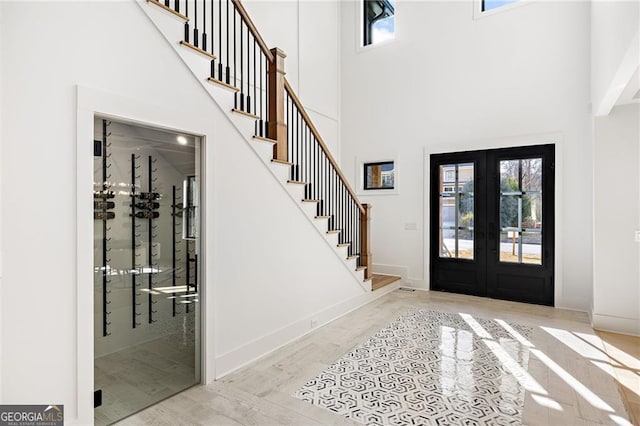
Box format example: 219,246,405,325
592,312,640,337
213,282,401,379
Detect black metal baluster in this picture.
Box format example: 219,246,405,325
350,200,354,258
338,175,342,237
253,40,256,117
296,110,300,182
287,96,292,178
219,0,224,81
327,159,331,229
332,171,336,234
343,186,347,248
312,135,316,201
239,16,244,111
194,0,199,47
210,0,214,56
184,0,190,42
175,0,179,13
260,53,264,136
308,130,312,198
233,4,237,92
304,127,309,198
202,0,208,51
245,26,250,113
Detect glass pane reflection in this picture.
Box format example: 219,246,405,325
439,163,474,260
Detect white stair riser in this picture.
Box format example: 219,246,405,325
362,279,372,291
325,232,339,247
354,269,365,283
230,114,257,139
286,183,306,201
345,257,357,271
270,163,291,182
335,245,348,259
313,218,329,234
252,141,275,163
300,202,319,217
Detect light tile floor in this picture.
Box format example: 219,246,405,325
596,330,640,426
116,289,635,425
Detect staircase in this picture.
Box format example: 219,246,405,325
141,0,373,289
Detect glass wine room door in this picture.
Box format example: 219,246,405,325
93,117,201,425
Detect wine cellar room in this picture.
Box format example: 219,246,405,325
92,116,202,425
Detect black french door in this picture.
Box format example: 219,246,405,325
429,144,555,306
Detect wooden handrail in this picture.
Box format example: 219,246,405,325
284,79,365,214
231,0,274,62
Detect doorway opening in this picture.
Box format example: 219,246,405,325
93,117,202,425
430,144,555,305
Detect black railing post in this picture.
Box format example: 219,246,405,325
194,0,199,47
184,0,190,42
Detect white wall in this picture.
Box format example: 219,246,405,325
593,103,640,335
340,0,593,310
243,0,341,157
1,1,365,423
591,0,640,116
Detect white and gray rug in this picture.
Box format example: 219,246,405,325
294,309,534,426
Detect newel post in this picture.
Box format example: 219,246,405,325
360,203,372,280
268,47,287,162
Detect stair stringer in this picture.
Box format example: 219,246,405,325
138,1,371,291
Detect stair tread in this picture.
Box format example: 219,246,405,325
272,159,293,166
302,199,321,203
147,0,189,21
253,135,276,144
180,40,217,60
337,243,350,247
347,255,359,260
287,180,307,185
232,108,260,120
356,266,367,271
315,216,331,220
207,77,240,92
326,230,341,234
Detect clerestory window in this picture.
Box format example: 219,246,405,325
482,0,521,12
363,0,395,47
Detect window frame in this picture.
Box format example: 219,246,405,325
356,156,399,195
473,0,531,19
358,0,396,52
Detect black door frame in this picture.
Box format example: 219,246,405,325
429,144,555,306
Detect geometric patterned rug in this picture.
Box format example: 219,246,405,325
294,309,534,426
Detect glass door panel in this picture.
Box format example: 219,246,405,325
93,117,201,425
498,158,542,265
439,163,474,260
